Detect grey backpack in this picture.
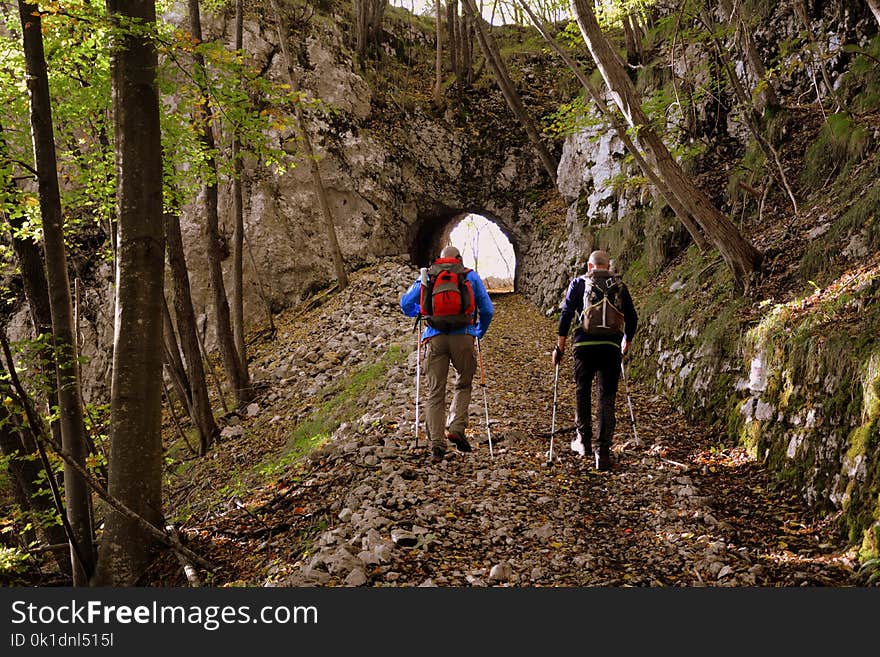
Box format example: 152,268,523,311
580,271,626,337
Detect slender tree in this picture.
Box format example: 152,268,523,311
93,0,165,586
434,0,443,106
0,390,70,573
162,297,192,414
792,0,840,112
447,0,459,80
699,7,798,215
0,123,68,459
164,206,218,454
622,10,644,66
570,0,762,289
461,0,558,184
187,0,252,408
354,0,386,63
18,0,95,585
516,0,707,251
269,0,349,290
231,0,248,387
717,0,779,116
459,6,473,85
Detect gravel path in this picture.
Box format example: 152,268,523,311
155,259,859,587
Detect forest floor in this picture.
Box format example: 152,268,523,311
143,262,861,588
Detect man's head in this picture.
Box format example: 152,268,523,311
587,249,611,272
441,245,462,261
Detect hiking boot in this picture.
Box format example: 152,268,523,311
445,431,472,453
431,447,445,464
595,447,612,472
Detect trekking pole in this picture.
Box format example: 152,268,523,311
477,338,493,458
413,316,422,448
547,361,559,466
620,359,640,445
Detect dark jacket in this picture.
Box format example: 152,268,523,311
558,270,638,348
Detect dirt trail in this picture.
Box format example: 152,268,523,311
152,271,858,587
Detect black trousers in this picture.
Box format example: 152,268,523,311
573,344,621,451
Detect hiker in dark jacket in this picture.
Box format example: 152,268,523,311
400,245,494,464
552,250,637,471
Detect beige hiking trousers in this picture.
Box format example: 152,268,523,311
424,333,477,450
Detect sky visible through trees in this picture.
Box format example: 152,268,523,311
390,0,534,24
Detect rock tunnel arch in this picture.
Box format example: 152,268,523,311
408,209,522,292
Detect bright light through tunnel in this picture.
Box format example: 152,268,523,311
448,214,515,292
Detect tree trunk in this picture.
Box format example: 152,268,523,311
434,0,443,106
622,12,640,66
0,124,67,465
231,0,248,387
462,0,558,184
0,412,38,546
792,0,840,111
717,0,779,116
355,0,368,62
368,0,386,54
447,0,459,78
161,297,193,415
0,400,70,573
516,0,707,251
93,0,165,587
354,0,385,62
701,8,799,215
18,0,95,585
869,0,880,28
570,0,762,289
460,9,472,85
187,0,252,409
269,0,350,291
164,209,218,454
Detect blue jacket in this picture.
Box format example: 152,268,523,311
400,269,494,340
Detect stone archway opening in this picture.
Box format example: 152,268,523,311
448,214,515,292
410,210,519,293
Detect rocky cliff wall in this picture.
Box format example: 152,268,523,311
545,1,880,558
178,3,570,339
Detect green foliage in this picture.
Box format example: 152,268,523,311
156,18,305,211
0,545,29,575
802,112,874,189
541,93,603,139
858,557,880,585
0,0,311,265
799,160,880,284
837,35,880,113
593,0,656,30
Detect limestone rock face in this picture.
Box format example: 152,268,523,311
557,115,628,225
172,8,560,350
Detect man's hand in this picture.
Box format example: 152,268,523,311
552,345,563,367
621,336,629,356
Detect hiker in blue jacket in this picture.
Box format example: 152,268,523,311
400,245,494,464
552,250,637,471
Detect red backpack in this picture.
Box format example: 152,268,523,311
419,258,476,332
